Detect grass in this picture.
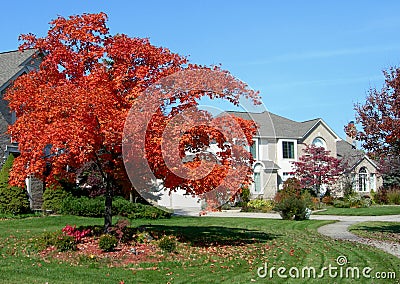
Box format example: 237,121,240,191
314,205,400,216
0,215,398,283
349,221,400,243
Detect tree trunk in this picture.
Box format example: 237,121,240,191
104,181,112,233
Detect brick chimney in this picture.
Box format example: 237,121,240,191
346,121,357,148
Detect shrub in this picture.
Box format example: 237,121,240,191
0,154,30,215
60,196,104,217
62,224,91,242
373,188,388,204
42,186,71,213
322,195,334,205
387,188,400,205
348,195,362,208
109,219,134,243
99,234,118,252
35,231,60,251
220,202,232,210
134,231,154,244
240,186,250,203
333,200,350,208
54,234,77,252
274,178,311,220
36,231,77,252
60,195,172,219
360,198,371,208
158,235,177,253
242,199,275,213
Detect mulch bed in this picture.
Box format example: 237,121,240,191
39,237,161,267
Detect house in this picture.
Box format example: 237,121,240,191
227,111,383,199
0,49,43,209
0,49,41,158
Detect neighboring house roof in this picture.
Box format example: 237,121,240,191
227,111,339,139
336,140,379,171
0,49,38,92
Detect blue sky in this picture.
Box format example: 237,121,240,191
2,0,400,139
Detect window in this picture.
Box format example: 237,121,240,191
249,139,258,160
254,172,261,193
282,141,294,159
312,137,326,149
358,167,368,191
253,164,263,193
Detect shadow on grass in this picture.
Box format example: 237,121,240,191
356,224,400,234
140,225,279,246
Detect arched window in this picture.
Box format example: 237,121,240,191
358,167,368,192
312,137,326,149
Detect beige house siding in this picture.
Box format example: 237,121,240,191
300,122,338,157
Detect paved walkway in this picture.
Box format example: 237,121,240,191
204,210,400,258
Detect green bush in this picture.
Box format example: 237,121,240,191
35,231,60,251
274,178,311,220
348,195,362,207
0,154,30,214
333,200,350,208
134,231,153,244
360,198,372,208
240,186,250,203
35,231,77,252
54,234,77,252
158,235,177,253
98,234,118,252
60,196,104,217
114,196,172,219
242,199,275,213
42,186,71,213
60,196,172,219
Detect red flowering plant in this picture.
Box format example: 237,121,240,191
62,224,91,242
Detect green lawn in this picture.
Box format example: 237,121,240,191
314,205,400,216
349,221,400,243
0,215,399,283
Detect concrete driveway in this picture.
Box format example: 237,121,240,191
205,210,400,258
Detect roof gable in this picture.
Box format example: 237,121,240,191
0,49,37,91
227,111,340,139
336,140,379,171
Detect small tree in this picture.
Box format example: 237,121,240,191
274,178,312,220
292,145,343,200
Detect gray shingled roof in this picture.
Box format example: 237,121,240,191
227,111,321,138
336,140,365,169
258,160,280,170
0,49,37,91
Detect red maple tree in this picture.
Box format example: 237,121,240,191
5,13,259,230
346,67,400,159
291,144,343,197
